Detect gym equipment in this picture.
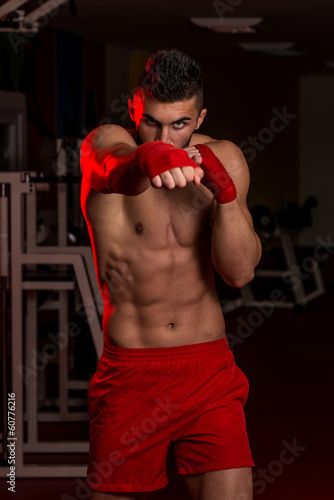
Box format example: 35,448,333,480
0,140,103,478
220,197,325,313
250,196,318,235
276,196,317,230
250,204,276,234
0,1,74,34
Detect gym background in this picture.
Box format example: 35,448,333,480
0,1,333,499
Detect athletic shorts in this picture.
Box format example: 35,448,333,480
86,336,254,493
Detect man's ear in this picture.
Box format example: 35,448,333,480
195,108,207,130
128,98,135,122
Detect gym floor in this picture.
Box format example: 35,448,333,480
1,280,333,499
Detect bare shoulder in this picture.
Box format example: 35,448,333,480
191,135,250,193
202,139,247,171
190,132,214,145
192,135,246,167
82,124,137,152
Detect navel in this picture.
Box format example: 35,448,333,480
135,222,144,235
168,323,175,330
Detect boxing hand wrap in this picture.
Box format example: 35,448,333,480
195,144,237,204
132,141,198,180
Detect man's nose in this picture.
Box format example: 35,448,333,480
156,127,170,143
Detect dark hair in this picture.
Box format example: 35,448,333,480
136,49,203,111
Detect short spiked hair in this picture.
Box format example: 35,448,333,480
136,49,204,112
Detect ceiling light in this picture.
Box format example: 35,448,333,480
239,42,310,57
190,17,263,34
239,42,295,51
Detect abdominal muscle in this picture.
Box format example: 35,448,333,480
105,297,225,348
101,230,226,348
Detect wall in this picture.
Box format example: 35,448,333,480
300,75,334,247
105,45,131,126
196,55,300,213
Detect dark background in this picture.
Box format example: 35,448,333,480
0,0,333,498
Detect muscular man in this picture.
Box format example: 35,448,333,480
80,49,262,500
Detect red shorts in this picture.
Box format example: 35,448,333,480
87,336,254,493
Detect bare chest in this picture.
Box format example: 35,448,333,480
120,184,212,248
83,181,214,292
83,181,214,277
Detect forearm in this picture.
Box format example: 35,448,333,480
80,140,150,195
211,198,262,288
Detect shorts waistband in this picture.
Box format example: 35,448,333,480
102,336,229,362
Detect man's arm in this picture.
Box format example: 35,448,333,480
81,124,204,195
80,124,151,196
195,140,262,288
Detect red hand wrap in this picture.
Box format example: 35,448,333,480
132,141,198,180
195,144,237,204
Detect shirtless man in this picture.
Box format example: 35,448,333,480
80,49,262,500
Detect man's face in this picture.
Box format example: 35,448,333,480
128,92,207,149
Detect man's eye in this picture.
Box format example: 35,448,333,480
173,122,185,129
145,118,156,125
